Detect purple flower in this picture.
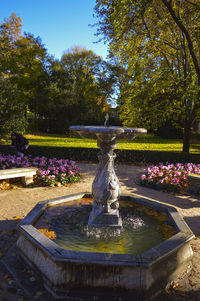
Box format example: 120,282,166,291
140,162,200,192
0,154,80,187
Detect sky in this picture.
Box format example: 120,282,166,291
0,0,109,60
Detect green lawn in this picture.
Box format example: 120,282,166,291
23,133,200,154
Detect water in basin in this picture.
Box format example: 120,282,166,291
35,197,176,255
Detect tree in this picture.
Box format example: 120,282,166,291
0,13,48,135
0,80,28,135
32,47,114,133
61,46,112,124
95,0,200,152
0,13,26,134
10,33,47,105
0,13,22,73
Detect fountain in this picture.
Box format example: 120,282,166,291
14,119,194,300
70,123,146,229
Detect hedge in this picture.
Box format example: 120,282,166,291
0,145,200,164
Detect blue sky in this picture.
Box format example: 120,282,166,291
0,0,109,60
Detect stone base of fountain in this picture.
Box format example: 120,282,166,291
88,210,122,228
16,192,194,300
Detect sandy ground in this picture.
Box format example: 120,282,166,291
1,162,200,300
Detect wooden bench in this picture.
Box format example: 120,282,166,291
0,167,38,185
187,174,200,194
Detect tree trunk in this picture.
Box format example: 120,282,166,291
24,105,28,120
182,121,191,153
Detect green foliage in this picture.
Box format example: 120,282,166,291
9,33,47,102
0,14,119,136
0,80,28,134
0,13,22,73
95,0,200,153
31,47,116,133
0,13,47,137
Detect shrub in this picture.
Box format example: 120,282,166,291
0,145,200,164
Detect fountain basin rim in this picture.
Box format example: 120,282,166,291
17,192,194,267
18,223,193,268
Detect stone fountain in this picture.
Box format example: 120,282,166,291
70,123,146,229
12,119,194,300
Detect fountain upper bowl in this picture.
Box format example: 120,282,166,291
69,125,147,140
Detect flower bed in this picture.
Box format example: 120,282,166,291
140,163,200,192
0,154,80,187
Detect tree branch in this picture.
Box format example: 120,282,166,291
161,0,200,84
183,0,199,6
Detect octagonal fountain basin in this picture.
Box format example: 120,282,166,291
17,192,194,301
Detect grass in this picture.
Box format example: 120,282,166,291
20,133,200,154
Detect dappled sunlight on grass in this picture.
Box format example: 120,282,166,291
7,133,199,154
26,134,98,148
117,141,183,152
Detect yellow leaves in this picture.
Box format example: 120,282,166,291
96,237,127,254
137,205,169,222
182,183,188,189
77,198,93,206
0,181,10,189
172,282,181,289
0,138,6,144
161,224,176,240
55,181,62,187
0,179,22,190
23,72,30,78
165,281,190,298
12,216,22,220
119,201,139,209
166,282,181,295
38,228,56,240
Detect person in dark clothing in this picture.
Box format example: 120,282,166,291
10,132,29,157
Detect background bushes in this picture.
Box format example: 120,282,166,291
0,145,199,164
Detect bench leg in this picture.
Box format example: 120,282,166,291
22,176,34,185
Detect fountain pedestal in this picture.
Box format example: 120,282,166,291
89,138,121,227
70,126,147,228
